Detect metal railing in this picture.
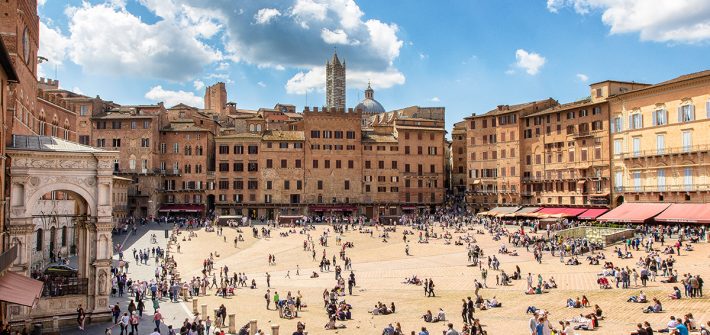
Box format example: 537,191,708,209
41,277,89,297
617,144,710,159
523,174,607,182
615,184,710,193
0,245,18,272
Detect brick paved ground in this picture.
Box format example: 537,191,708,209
64,223,192,335
167,225,710,335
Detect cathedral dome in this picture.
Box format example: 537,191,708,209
355,83,385,114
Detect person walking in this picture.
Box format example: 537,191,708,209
129,312,139,334
265,290,271,310
153,309,163,332
77,304,86,331
119,312,129,335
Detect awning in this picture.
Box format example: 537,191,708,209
158,204,205,213
578,208,609,220
654,204,710,224
308,205,358,212
536,207,587,217
0,272,44,307
401,206,417,210
597,203,670,223
514,207,541,214
487,206,519,216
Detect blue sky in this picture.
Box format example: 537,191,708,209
38,0,710,135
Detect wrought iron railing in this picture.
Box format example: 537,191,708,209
41,277,89,297
617,144,710,159
0,245,18,272
616,184,710,193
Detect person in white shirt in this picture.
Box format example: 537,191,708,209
562,321,574,335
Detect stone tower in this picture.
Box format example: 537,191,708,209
326,51,346,110
204,82,227,115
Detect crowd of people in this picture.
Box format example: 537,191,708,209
31,204,697,335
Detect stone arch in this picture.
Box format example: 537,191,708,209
23,182,96,218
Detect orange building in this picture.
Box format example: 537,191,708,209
464,99,557,211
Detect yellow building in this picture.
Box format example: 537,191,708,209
610,70,710,205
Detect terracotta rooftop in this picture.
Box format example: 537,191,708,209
217,133,263,140
612,70,710,97
92,113,155,119
9,135,110,153
362,134,398,143
525,97,597,118
262,130,305,141
162,120,209,132
466,98,557,119
283,112,303,118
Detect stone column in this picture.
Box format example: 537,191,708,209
249,319,257,335
192,299,198,314
201,304,207,320
271,324,279,335
228,314,236,333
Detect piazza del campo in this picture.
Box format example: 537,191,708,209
0,1,709,335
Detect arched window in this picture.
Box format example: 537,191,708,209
256,124,262,132
249,124,255,132
36,229,43,251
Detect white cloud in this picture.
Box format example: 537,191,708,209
505,69,516,75
514,49,546,75
285,67,324,94
254,8,281,25
321,28,349,45
430,96,440,102
193,80,205,90
576,73,589,82
55,2,221,81
257,81,267,87
365,19,402,65
145,85,203,107
38,0,47,6
547,0,710,43
419,53,428,60
38,22,70,66
48,1,407,93
72,86,84,95
291,0,327,28
286,65,405,95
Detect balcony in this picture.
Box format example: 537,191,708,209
466,189,499,195
41,278,89,297
616,184,710,193
572,130,594,139
618,144,710,160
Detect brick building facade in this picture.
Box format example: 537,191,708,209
457,71,708,213
210,105,447,221
464,99,557,211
